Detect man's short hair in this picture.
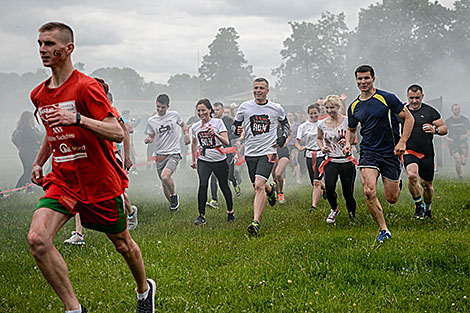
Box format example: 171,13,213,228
253,77,269,88
213,102,223,109
156,94,170,106
38,22,74,44
355,65,375,78
407,84,423,93
307,103,320,113
451,103,460,110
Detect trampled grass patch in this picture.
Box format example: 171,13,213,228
0,168,469,312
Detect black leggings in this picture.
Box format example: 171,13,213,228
197,159,233,215
324,161,356,216
210,154,238,200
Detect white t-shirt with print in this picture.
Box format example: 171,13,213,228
296,120,324,158
146,111,183,155
318,117,349,163
191,118,228,162
235,99,286,157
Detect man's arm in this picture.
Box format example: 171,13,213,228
395,106,414,155
422,118,448,136
47,107,124,142
31,136,51,186
343,127,357,156
119,119,133,170
179,121,191,145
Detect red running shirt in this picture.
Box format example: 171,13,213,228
31,70,128,203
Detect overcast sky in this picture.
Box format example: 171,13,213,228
0,0,455,84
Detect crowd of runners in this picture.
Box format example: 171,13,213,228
14,22,470,313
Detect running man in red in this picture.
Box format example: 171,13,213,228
27,22,155,313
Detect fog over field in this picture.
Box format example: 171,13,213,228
1,0,469,192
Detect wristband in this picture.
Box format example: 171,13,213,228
433,124,439,135
75,112,81,126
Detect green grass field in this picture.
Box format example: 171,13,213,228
0,164,469,312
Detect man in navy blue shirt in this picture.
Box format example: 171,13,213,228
343,65,414,243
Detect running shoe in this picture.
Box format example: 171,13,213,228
310,205,317,211
278,192,286,204
137,278,155,313
414,202,424,219
206,200,219,209
82,307,87,313
127,205,138,231
170,194,179,211
267,182,277,206
423,209,432,219
376,230,392,243
247,220,260,236
194,214,206,225
64,231,85,245
227,212,235,222
234,185,242,197
326,209,340,224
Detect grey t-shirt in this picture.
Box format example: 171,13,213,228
146,111,183,155
235,99,286,157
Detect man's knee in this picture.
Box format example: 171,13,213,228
313,181,322,188
407,171,419,184
112,236,134,255
422,181,433,192
27,227,51,257
254,181,266,193
363,185,377,201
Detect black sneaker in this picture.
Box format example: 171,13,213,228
423,209,432,219
247,220,260,236
310,205,317,211
194,214,206,225
81,307,88,313
227,212,235,222
137,279,155,313
414,202,424,219
170,194,179,211
267,182,277,206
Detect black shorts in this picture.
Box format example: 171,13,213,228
359,150,401,182
245,155,276,183
306,156,324,184
277,146,290,159
404,154,434,182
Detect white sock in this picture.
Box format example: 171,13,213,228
65,305,82,313
137,283,150,300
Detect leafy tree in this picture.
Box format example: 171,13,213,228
199,27,253,100
350,0,453,93
167,73,198,100
273,12,350,105
91,67,147,99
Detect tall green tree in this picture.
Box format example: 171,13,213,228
91,67,147,99
273,12,350,105
199,27,253,100
350,0,453,93
167,73,198,100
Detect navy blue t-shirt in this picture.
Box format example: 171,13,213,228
348,89,405,153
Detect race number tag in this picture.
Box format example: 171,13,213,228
198,130,215,148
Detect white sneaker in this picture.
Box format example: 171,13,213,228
127,205,138,231
64,231,85,245
326,209,340,224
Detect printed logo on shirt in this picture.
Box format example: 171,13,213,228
249,114,270,136
197,130,215,148
158,124,172,137
38,101,76,124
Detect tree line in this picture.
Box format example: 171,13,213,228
1,0,469,114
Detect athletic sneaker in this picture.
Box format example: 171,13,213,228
326,209,340,224
64,231,85,245
278,192,285,204
194,214,206,225
267,182,277,206
423,209,432,219
127,205,138,231
310,205,317,211
414,202,424,219
137,278,156,313
247,220,260,236
234,185,242,197
170,194,179,211
227,212,235,222
376,230,392,243
81,307,88,313
206,200,219,209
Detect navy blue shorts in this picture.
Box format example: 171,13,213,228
358,150,401,181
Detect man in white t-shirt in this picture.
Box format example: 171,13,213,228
232,78,290,235
145,94,190,211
